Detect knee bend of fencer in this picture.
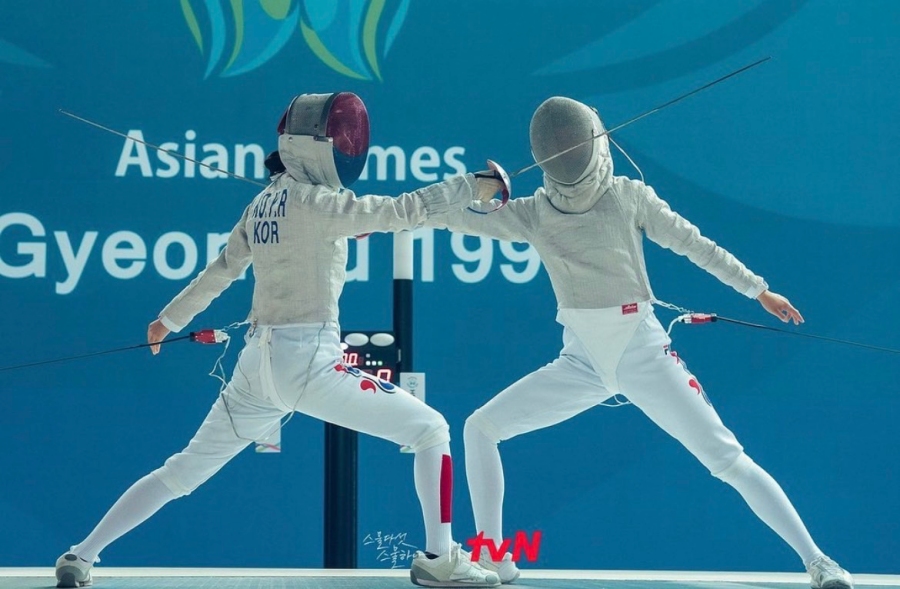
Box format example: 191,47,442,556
711,452,755,483
151,466,193,498
407,421,451,454
465,411,502,445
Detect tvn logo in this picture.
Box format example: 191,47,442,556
466,531,542,563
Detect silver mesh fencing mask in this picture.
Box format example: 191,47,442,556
529,97,608,185
277,92,369,188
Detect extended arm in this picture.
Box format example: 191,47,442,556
316,174,485,239
157,205,253,334
639,185,803,323
425,196,536,243
639,185,768,298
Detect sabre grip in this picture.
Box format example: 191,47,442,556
468,160,512,214
475,160,511,200
684,313,717,324
190,329,229,344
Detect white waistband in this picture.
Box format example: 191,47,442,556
252,321,338,330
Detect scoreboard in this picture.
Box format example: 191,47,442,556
340,331,398,383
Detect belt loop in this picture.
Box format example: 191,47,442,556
257,325,272,348
257,327,278,405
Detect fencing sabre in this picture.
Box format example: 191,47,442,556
470,57,771,214
0,328,234,373
61,58,768,212
657,301,900,355
58,109,271,188
58,109,513,202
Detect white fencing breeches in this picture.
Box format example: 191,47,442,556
466,307,822,564
154,324,449,497
72,324,453,562
468,308,743,474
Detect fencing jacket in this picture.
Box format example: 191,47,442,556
159,171,478,331
427,175,767,310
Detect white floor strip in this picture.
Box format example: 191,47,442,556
1,568,898,584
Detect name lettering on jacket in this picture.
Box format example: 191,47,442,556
252,189,287,244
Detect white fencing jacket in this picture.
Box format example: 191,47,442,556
159,171,478,331
428,175,767,310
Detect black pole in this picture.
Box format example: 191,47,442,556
393,277,414,374
393,232,415,375
324,422,357,568
323,233,413,568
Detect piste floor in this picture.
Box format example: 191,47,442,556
1,569,898,589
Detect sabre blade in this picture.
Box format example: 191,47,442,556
0,335,194,373
716,316,900,355
58,109,269,188
511,56,771,178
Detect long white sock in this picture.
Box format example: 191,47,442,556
464,419,504,544
72,473,178,563
718,454,824,566
414,443,453,556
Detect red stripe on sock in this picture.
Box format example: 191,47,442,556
440,454,452,523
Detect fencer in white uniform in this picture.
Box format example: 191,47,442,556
427,97,853,588
54,93,502,589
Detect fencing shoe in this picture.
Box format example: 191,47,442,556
55,551,94,588
410,543,500,587
478,552,520,584
807,555,854,589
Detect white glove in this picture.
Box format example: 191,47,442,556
474,171,503,203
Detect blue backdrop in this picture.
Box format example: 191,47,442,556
1,0,897,574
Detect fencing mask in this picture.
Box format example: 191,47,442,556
529,96,613,213
277,92,369,188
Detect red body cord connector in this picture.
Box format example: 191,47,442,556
682,313,717,324
190,329,229,344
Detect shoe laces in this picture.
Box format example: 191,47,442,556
449,544,485,575
479,551,512,566
809,556,843,577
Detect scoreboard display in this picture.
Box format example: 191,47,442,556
340,331,398,383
